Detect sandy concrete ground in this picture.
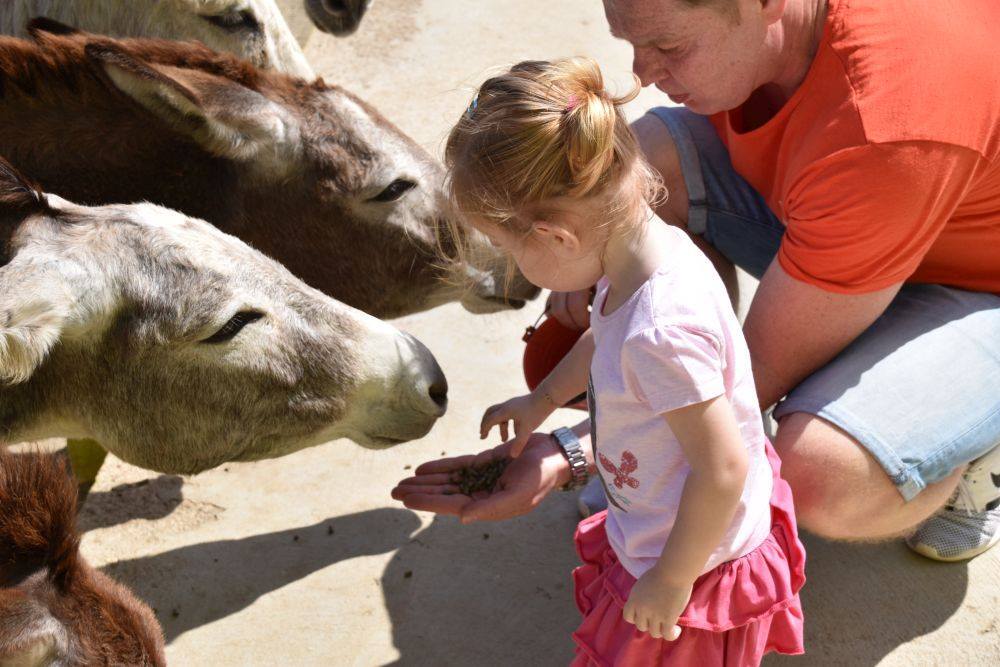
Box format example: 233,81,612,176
73,1,1000,665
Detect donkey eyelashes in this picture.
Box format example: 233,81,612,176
203,10,262,34
370,178,417,203
202,310,265,344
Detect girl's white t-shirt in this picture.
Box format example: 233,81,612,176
588,225,773,579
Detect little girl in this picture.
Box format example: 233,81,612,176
439,57,804,665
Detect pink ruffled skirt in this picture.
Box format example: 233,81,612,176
570,442,806,666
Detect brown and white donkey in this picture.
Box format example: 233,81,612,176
0,21,537,320
0,449,166,666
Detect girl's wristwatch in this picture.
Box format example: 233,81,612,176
551,427,588,491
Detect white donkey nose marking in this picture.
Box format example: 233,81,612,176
463,264,497,294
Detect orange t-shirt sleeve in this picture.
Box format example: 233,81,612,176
778,141,982,294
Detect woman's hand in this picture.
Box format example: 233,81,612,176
480,393,554,457
622,569,692,641
546,289,592,330
390,433,571,523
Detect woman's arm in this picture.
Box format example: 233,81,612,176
746,249,901,411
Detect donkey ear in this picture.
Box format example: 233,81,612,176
26,17,83,38
0,288,67,385
85,43,301,170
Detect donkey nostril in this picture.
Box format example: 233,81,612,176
402,332,448,414
322,0,349,16
428,379,448,410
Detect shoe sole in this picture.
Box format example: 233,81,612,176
907,527,1000,562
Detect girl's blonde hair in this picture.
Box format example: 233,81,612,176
443,57,664,264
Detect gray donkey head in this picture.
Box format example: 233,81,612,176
0,158,447,474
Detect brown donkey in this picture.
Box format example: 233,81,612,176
0,450,166,666
0,21,537,319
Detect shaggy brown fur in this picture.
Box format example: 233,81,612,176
13,16,314,99
0,449,166,665
0,451,78,591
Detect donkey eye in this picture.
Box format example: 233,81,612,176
370,179,416,203
202,311,264,344
203,10,261,33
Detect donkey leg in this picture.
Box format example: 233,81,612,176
66,438,108,503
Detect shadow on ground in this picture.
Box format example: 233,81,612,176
378,502,969,667
764,532,968,666
79,475,185,532
379,495,581,667
92,481,970,664
103,507,421,641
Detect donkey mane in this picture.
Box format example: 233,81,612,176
0,449,80,590
0,156,50,265
0,156,48,214
0,19,332,102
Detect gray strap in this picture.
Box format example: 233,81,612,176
646,107,709,235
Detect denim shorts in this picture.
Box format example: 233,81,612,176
649,106,1000,502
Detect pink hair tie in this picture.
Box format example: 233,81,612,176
565,94,580,112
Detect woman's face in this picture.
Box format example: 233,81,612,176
605,0,776,115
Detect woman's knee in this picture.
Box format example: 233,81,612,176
773,412,906,540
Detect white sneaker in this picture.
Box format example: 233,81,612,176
906,444,1000,562
952,442,1000,513
906,503,1000,562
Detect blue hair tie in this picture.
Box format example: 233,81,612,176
466,95,479,119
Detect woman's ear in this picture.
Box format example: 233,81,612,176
532,221,582,257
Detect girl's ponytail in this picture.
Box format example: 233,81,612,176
557,59,640,196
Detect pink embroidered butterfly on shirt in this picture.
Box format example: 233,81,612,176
598,450,640,490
